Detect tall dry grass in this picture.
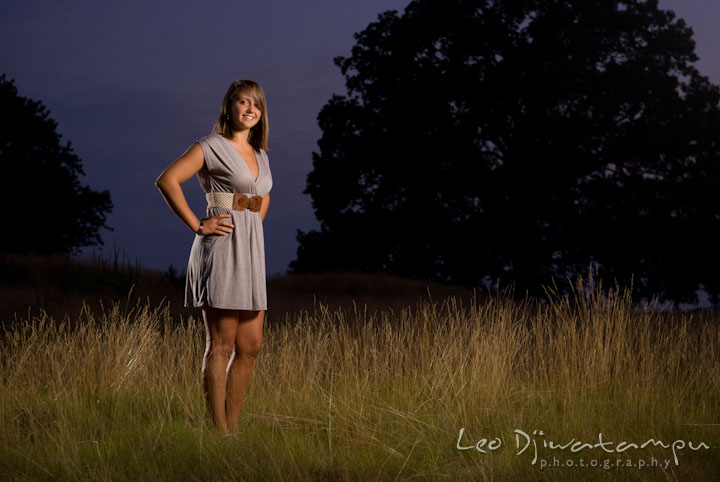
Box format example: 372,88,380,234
0,270,718,481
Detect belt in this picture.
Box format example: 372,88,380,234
206,192,262,212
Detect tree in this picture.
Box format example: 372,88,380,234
0,75,113,253
292,0,720,304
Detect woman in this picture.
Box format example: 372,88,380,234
155,79,272,434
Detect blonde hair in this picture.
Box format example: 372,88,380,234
214,79,269,151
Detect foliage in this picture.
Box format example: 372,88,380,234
0,74,112,253
293,0,720,304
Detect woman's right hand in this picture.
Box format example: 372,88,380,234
200,214,235,235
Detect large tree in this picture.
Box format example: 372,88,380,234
292,0,720,304
0,75,113,253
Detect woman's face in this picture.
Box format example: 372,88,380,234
230,90,262,131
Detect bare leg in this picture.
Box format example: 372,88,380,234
202,307,240,434
225,309,265,433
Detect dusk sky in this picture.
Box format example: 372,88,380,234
2,0,719,277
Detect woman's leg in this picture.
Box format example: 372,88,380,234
225,309,265,433
202,306,240,434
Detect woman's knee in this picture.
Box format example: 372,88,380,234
236,335,262,359
203,307,240,358
205,336,235,359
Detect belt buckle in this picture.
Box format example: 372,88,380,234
231,193,262,212
233,193,247,211
248,195,262,212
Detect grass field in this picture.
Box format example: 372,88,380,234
0,256,718,481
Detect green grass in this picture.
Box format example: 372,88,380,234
0,260,718,481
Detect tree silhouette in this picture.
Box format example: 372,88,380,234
292,0,720,304
0,75,113,253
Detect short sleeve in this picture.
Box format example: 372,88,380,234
195,135,214,172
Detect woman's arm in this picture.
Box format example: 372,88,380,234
155,143,207,233
259,193,270,222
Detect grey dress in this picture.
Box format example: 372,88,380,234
185,132,273,310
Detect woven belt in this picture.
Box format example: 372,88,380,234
206,192,262,212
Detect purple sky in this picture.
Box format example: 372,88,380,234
1,0,718,277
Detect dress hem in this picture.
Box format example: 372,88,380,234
185,302,268,311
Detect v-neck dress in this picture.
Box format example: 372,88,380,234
185,132,273,310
